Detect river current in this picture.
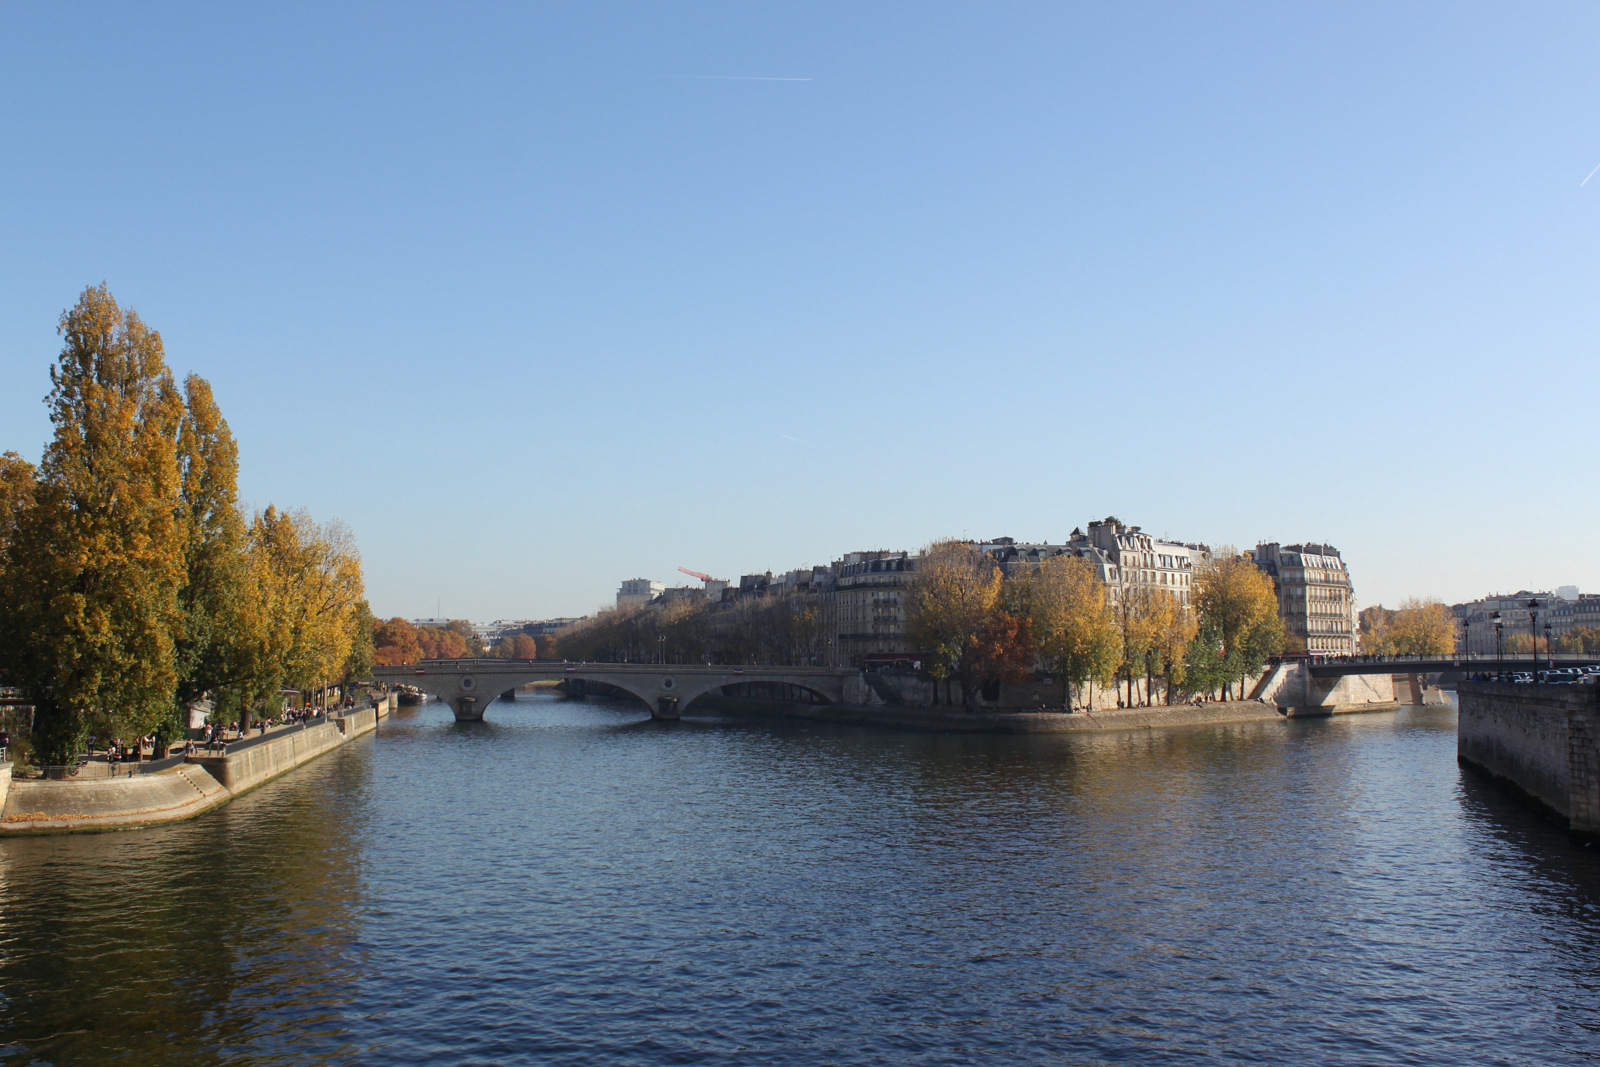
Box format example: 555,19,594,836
0,693,1597,1066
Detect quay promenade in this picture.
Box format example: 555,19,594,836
0,696,393,835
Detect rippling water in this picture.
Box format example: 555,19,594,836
1,693,1597,1066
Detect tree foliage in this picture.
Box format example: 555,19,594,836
0,285,368,759
1008,554,1118,706
905,540,1004,705
1192,549,1284,699
1386,598,1456,656
0,285,187,761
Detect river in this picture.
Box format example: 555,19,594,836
0,692,1596,1065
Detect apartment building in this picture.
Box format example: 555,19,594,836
1251,542,1356,655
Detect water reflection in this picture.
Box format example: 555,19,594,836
0,747,370,1066
1,695,1598,1065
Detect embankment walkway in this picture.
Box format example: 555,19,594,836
0,701,388,836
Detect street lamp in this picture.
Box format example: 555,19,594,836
1493,610,1503,665
1527,598,1540,676
658,633,665,666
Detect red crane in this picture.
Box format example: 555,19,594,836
678,566,721,584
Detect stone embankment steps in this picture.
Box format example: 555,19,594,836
1,698,390,836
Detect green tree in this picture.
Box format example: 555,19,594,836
0,285,187,762
1182,619,1229,699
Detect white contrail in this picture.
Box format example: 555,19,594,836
780,434,811,444
1582,161,1600,187
670,75,812,82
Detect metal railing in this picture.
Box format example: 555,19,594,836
210,714,329,756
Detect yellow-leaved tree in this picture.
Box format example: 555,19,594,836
0,285,187,762
1192,549,1285,701
1143,589,1197,706
231,507,366,730
905,540,1004,707
1008,554,1118,710
1387,598,1456,656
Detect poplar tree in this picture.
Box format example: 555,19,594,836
2,285,187,762
168,374,246,748
232,507,366,727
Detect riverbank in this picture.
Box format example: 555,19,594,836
1,700,387,836
693,695,1403,733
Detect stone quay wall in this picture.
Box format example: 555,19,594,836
696,694,1302,734
1458,682,1600,837
3,705,381,836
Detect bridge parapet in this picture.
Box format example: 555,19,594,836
372,660,860,722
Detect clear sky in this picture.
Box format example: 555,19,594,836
3,3,1598,621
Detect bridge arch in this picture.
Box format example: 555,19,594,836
377,661,854,722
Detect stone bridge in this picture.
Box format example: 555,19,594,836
371,659,864,721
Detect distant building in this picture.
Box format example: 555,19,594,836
1251,543,1356,656
1458,590,1597,654
827,551,916,667
1078,518,1205,606
617,578,665,610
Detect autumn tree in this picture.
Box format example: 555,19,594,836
1192,550,1284,700
961,611,1037,704
535,634,559,660
0,285,187,762
0,452,35,557
169,373,247,748
1113,586,1159,707
232,507,365,728
1008,554,1118,709
1387,598,1456,656
373,618,425,665
1556,626,1600,656
1358,605,1394,656
1144,590,1197,706
906,540,1005,707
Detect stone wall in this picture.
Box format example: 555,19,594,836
860,670,1271,712
2,698,384,836
3,765,229,832
1458,682,1600,836
696,693,1293,734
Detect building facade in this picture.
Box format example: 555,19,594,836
1251,542,1357,656
617,578,665,610
1457,590,1591,655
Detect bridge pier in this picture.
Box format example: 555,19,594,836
654,696,679,720
500,688,517,702
450,696,484,722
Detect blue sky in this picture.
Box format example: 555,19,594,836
3,3,1598,620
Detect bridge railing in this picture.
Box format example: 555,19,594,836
380,659,851,674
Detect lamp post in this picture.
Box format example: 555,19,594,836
658,633,665,666
1493,610,1503,666
1527,598,1540,677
